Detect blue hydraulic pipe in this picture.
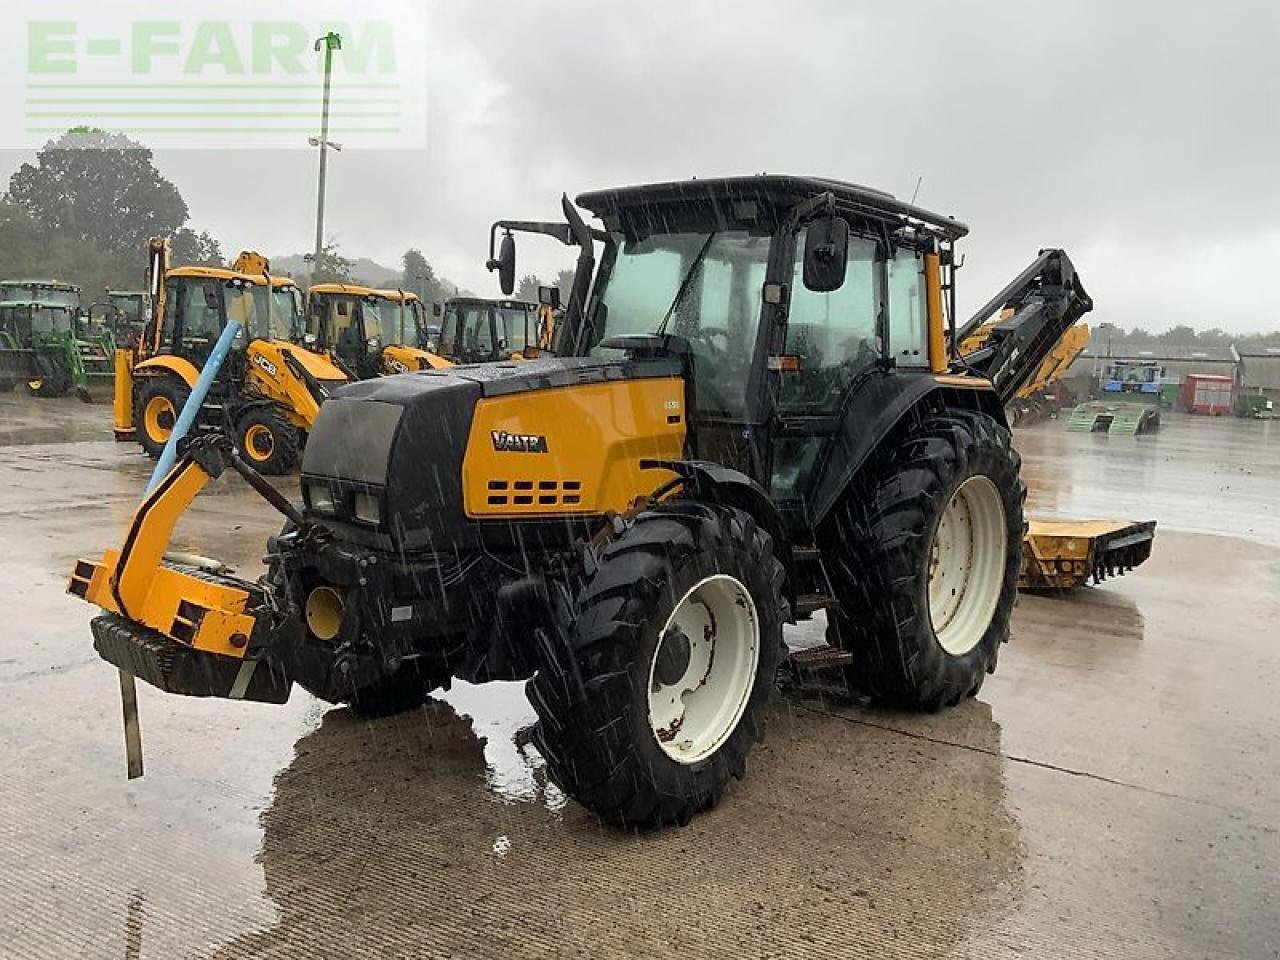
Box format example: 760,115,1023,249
145,318,243,494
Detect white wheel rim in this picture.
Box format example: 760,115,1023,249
646,574,760,765
927,475,1007,656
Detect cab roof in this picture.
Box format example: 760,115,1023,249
575,173,969,240
310,283,421,302
445,296,534,310
0,299,74,309
166,265,298,288
0,279,80,290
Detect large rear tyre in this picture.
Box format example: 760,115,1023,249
528,501,786,828
27,357,71,398
236,406,300,475
826,410,1024,710
134,376,190,459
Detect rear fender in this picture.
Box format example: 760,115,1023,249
808,375,1006,525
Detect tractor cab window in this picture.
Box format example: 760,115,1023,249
496,305,531,356
179,281,222,343
323,298,360,353
359,297,393,345
591,229,769,417
227,285,297,342
31,306,70,334
886,248,929,368
439,304,491,361
779,234,880,410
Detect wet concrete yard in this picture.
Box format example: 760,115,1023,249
2,390,1277,958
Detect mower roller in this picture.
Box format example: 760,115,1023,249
73,174,1145,827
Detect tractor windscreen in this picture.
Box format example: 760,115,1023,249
227,285,299,341
590,229,769,415
361,297,422,347
33,287,79,309
30,305,73,334
110,294,144,324
495,304,531,354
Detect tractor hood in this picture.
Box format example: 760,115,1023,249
300,356,682,549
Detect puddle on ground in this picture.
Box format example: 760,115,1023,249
438,678,567,811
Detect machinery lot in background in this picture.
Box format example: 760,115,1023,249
3,393,1276,958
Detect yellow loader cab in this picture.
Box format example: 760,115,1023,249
116,241,349,474
306,284,451,379
75,176,1101,828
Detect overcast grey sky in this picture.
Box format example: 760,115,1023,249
6,0,1279,332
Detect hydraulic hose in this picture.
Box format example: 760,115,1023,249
145,317,243,494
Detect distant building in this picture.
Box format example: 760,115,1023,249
1235,341,1280,402
1063,340,1237,397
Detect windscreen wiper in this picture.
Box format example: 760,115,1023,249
655,232,718,339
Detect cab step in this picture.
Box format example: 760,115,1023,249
792,592,838,618
787,643,855,670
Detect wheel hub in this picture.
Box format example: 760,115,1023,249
927,475,1007,656
647,574,760,765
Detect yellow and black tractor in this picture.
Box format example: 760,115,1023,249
306,284,452,379
115,240,349,474
72,175,1097,827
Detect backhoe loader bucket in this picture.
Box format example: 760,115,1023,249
1019,519,1157,589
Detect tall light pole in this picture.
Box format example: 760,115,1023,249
311,31,342,286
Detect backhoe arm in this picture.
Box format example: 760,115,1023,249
957,249,1093,405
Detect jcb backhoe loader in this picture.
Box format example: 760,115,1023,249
75,175,1122,827
115,240,348,474
306,284,452,378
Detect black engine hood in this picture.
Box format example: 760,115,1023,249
299,355,683,551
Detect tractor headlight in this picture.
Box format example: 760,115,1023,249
353,492,381,525
308,483,336,515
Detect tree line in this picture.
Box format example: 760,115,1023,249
0,128,460,306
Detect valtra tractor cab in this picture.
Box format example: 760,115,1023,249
72,175,1095,827
306,284,451,378
115,240,349,474
433,296,544,363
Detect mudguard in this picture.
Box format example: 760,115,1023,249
133,355,200,388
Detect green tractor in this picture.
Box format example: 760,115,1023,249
88,290,149,347
0,299,115,402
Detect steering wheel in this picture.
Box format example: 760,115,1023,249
688,325,731,362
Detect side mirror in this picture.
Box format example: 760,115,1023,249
538,285,561,309
488,231,516,296
337,301,350,316
203,287,221,311
431,302,442,317
802,215,849,293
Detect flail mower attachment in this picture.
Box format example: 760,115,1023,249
1019,519,1157,590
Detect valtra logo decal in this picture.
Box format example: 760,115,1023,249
251,353,278,377
491,430,549,453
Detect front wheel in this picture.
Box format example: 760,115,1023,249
826,410,1024,710
528,502,786,828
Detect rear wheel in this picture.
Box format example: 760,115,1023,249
826,410,1024,710
236,406,299,475
528,501,786,828
134,376,190,459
